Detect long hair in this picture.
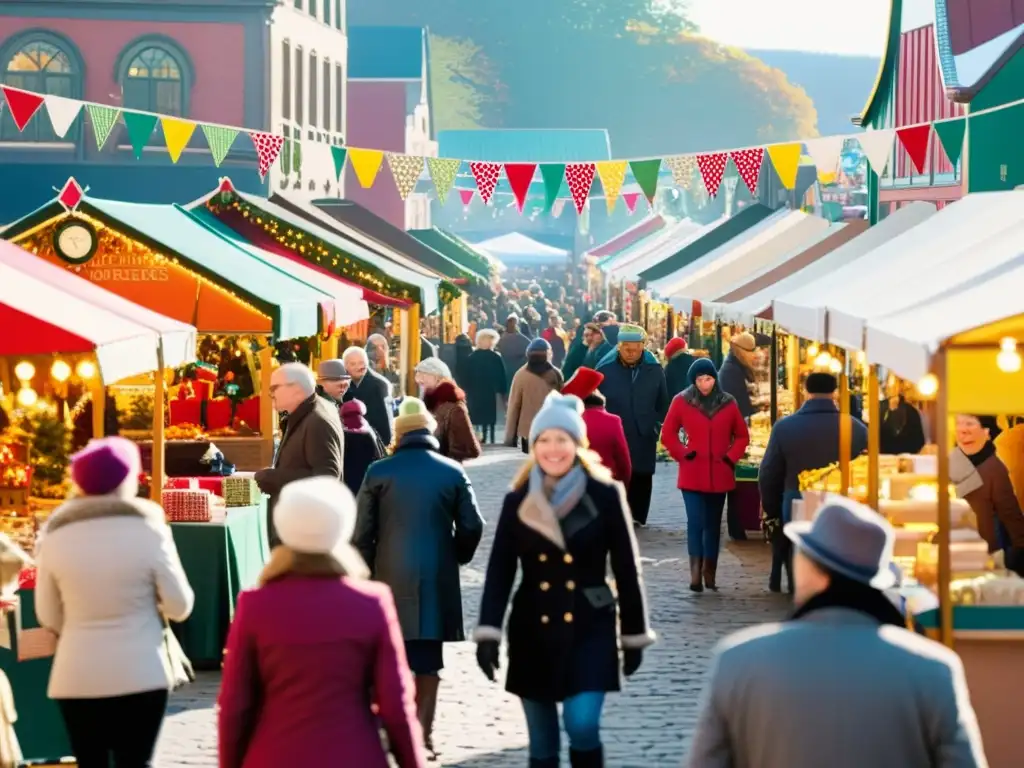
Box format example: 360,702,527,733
258,545,361,586
510,444,612,490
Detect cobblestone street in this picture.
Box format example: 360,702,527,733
155,447,790,767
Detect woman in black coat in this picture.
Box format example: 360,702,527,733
465,328,507,443
473,394,655,768
453,333,474,389
340,399,387,496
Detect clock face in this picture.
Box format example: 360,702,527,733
55,222,96,264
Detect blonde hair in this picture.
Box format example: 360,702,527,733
510,445,612,490
258,545,361,586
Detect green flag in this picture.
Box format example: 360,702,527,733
202,124,239,167
331,146,348,180
86,104,120,150
933,117,966,167
540,163,565,211
630,159,662,203
122,111,157,159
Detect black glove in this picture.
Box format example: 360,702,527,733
622,648,643,677
476,640,500,682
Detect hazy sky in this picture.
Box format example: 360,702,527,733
686,0,892,56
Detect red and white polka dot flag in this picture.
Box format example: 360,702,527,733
469,162,502,204
564,163,596,214
696,152,729,197
249,131,285,180
729,148,765,195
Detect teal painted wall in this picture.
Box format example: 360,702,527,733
968,47,1024,192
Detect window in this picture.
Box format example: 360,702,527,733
1,37,80,141
294,47,303,125
294,0,302,8
322,59,331,132
309,0,318,18
309,51,318,127
281,40,291,120
335,0,343,30
324,0,331,27
335,63,343,137
122,46,185,115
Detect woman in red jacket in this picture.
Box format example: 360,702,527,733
660,358,749,592
562,367,632,485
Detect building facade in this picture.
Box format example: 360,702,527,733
345,26,435,230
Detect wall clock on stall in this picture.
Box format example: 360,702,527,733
53,219,98,265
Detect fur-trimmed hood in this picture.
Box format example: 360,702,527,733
43,495,166,535
424,379,464,411
681,384,735,419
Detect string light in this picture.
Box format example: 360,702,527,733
14,361,34,382
51,359,71,382
76,360,97,379
997,337,1021,373
916,374,939,397
16,387,37,407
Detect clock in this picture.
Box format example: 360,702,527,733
53,219,98,264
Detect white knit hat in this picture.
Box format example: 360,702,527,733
414,357,451,379
273,477,366,576
529,392,587,446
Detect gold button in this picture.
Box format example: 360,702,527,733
564,553,573,564
539,581,550,591
566,580,576,591
541,614,550,624
563,612,573,623
539,553,548,562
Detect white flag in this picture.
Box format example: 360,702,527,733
803,134,848,180
44,94,82,139
857,129,896,175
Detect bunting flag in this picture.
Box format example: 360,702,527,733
730,148,764,194
564,163,596,214
459,188,474,206
857,129,895,174
697,152,729,197
329,146,348,179
43,94,81,138
504,163,537,212
249,131,285,179
122,111,158,159
202,125,238,167
595,160,628,212
765,143,802,189
622,192,640,215
85,104,120,149
161,117,196,163
933,117,966,167
896,124,932,174
349,148,384,188
1,86,44,131
469,161,501,204
386,153,424,200
665,155,697,190
540,164,565,211
426,157,461,203
803,135,847,180
629,159,662,203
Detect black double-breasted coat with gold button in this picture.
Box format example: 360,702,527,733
474,471,655,702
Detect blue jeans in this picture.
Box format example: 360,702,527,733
682,491,727,559
521,692,605,759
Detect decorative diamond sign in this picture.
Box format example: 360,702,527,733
56,177,85,212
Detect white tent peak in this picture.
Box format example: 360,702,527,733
474,232,569,258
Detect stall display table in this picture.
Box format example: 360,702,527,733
727,463,763,541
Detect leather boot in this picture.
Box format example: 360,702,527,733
689,557,704,592
415,674,441,760
569,746,604,767
703,559,718,591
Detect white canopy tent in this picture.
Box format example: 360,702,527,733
475,232,570,267
659,211,830,308
774,190,1024,346
714,202,936,324
603,217,707,280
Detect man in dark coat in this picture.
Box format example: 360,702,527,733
353,397,484,755
597,324,670,526
758,371,868,593
717,332,760,420
496,314,530,393
465,328,506,443
255,363,344,547
341,345,394,446
663,337,698,398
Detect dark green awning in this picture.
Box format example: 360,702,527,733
408,228,494,281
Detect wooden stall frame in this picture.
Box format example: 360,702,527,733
934,347,953,648
150,342,166,503
867,365,881,510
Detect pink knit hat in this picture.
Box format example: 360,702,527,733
340,399,369,432
70,437,141,496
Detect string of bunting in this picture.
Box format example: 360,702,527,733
2,85,1021,216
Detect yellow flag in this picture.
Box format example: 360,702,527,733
595,161,628,213
767,143,802,189
161,118,196,164
818,171,837,185
349,148,385,188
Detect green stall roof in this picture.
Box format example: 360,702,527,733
408,228,493,281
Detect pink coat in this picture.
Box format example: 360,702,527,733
218,575,426,768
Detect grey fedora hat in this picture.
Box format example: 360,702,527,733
784,498,896,589
317,359,350,381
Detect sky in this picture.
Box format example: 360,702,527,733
686,0,892,56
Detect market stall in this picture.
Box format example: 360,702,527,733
473,231,571,269
602,216,704,282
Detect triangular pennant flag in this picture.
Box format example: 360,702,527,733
1,86,44,131
896,124,932,174
623,192,641,215
539,164,565,212
349,148,384,188
248,131,285,180
329,146,348,179
43,94,82,138
426,158,461,203
469,162,501,204
857,129,895,175
202,124,238,167
664,155,697,190
564,163,596,214
629,159,662,203
933,117,966,167
595,161,628,212
729,148,765,195
122,111,158,159
504,163,537,212
696,152,729,197
766,143,802,189
386,153,424,200
459,188,474,206
85,104,120,149
160,117,196,163
804,135,847,180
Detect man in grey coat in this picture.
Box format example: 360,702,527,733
688,498,987,768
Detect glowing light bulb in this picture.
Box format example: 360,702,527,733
16,387,37,407
51,359,71,383
814,352,832,369
76,360,97,379
829,358,843,374
14,361,34,382
807,344,819,358
917,374,939,397
997,337,1021,373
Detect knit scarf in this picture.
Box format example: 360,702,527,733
517,463,588,549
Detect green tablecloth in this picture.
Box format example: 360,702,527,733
171,499,269,668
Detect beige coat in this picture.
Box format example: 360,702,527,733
504,365,563,445
35,496,194,699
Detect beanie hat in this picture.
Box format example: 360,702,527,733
529,392,587,446
394,397,437,440
273,477,367,576
806,371,838,395
976,415,1002,440
617,324,647,343
561,367,604,400
340,399,368,431
664,338,688,360
687,357,719,387
730,332,756,353
70,437,140,496
414,356,451,380
527,337,551,355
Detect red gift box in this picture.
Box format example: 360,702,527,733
162,489,213,522
169,397,202,427
235,395,261,432
165,477,225,495
206,397,233,431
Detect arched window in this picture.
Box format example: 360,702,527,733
121,45,186,116
1,35,81,141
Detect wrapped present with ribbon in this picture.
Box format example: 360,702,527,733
169,396,202,427
222,473,260,507
234,395,261,432
205,397,233,431
161,488,213,522
164,476,225,495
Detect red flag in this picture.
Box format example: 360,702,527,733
248,132,285,180
729,148,765,195
504,163,536,212
623,192,640,214
697,152,729,197
469,162,501,204
896,124,932,174
1,86,44,131
564,163,596,214
459,188,474,205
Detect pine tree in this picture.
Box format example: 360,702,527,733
22,408,71,494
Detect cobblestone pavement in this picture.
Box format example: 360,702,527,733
156,446,790,767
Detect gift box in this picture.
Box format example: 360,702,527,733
165,476,225,495
223,474,261,507
169,396,202,427
235,395,261,432
205,397,233,431
162,488,213,522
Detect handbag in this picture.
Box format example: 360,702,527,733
162,620,195,690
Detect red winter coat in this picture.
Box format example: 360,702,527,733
660,388,750,493
582,405,632,485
